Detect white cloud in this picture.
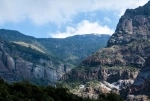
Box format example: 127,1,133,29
104,17,111,23
49,20,114,38
0,0,148,25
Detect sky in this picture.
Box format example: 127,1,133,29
0,0,149,38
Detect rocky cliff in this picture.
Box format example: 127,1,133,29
108,0,150,47
82,0,150,68
62,1,150,100
0,39,70,85
63,67,138,83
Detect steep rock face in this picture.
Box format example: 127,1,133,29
126,66,150,97
108,1,150,47
0,40,69,85
63,67,138,84
62,1,150,99
108,1,150,98
82,42,149,68
80,1,150,73
99,68,138,83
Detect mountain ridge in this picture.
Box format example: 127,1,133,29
0,29,110,67
0,29,110,85
61,1,150,100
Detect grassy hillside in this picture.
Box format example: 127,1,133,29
0,29,49,54
38,34,110,66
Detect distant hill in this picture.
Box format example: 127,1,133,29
38,34,110,66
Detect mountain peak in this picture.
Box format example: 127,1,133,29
107,0,150,47
124,0,150,17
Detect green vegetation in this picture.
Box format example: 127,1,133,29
0,29,49,53
5,41,63,66
101,65,140,71
0,29,110,68
8,42,50,62
75,66,99,71
13,41,45,53
0,79,123,101
38,34,110,67
57,80,103,91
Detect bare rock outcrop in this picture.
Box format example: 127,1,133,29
0,40,70,85
62,1,150,100
108,1,150,47
63,67,138,84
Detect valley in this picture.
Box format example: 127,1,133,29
0,0,150,101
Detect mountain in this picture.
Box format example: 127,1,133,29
38,34,110,66
0,29,49,54
0,29,110,67
0,37,65,85
62,1,150,100
0,29,110,85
